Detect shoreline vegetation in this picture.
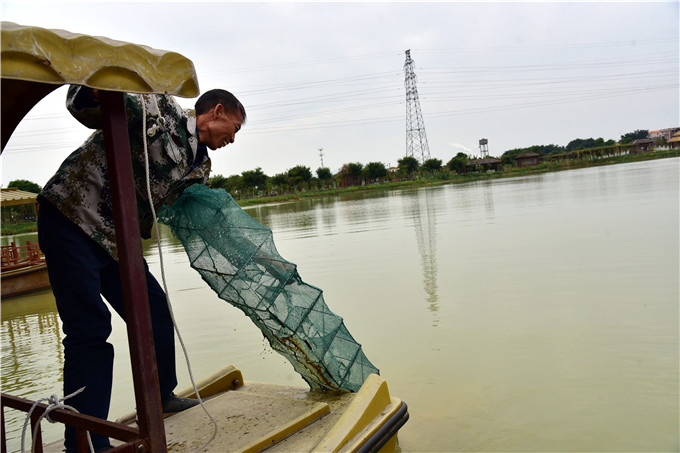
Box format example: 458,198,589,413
1,149,677,236
236,148,679,208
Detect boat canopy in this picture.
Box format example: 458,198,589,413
1,21,199,150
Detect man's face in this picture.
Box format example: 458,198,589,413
203,104,243,150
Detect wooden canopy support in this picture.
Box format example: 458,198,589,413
0,80,59,151
99,90,167,452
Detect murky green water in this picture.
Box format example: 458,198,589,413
2,158,678,452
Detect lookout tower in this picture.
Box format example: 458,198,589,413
404,49,431,164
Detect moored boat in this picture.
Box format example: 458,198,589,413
1,241,50,298
0,261,50,298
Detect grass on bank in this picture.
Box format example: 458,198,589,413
1,221,37,236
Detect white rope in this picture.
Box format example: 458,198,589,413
141,95,218,452
21,387,94,453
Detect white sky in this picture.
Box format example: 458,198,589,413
1,1,678,187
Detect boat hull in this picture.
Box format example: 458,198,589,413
1,263,50,298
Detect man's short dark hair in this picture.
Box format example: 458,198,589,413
195,89,247,123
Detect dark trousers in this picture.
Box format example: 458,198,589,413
37,198,177,450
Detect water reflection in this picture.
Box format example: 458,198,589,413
319,200,338,235
1,290,64,448
2,159,678,452
403,188,440,326
481,181,496,221
1,292,62,382
0,231,39,247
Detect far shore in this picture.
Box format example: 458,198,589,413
236,149,679,208
2,149,677,236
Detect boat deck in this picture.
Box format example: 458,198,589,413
43,366,406,453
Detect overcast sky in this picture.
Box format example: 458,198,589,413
1,1,678,187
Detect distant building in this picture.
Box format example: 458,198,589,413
0,187,39,207
0,187,39,223
632,138,654,153
668,131,680,149
649,127,680,141
516,151,542,168
466,158,502,172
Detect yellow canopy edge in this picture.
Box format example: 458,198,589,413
1,22,199,97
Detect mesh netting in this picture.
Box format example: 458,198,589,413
158,184,379,392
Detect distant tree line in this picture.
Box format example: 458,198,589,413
209,161,394,197
3,129,656,204
210,165,332,197
208,156,464,199
206,128,657,196
499,129,649,166
6,179,42,193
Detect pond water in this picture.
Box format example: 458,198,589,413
2,158,678,452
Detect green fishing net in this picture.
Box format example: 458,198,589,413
158,184,379,392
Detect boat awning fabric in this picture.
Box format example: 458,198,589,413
1,21,199,96
0,188,38,207
1,21,199,151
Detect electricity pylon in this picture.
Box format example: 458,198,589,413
404,49,431,164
